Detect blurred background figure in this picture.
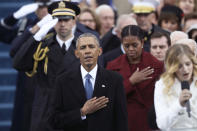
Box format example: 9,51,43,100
101,14,138,67
128,0,168,52
176,0,197,16
175,38,197,56
170,31,188,45
0,0,49,44
183,13,197,32
78,7,100,32
150,31,171,61
154,44,197,130
101,14,137,54
95,4,115,38
187,24,197,42
158,5,184,32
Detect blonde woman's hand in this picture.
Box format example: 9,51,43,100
179,89,192,107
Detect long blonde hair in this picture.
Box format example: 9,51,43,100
161,44,197,94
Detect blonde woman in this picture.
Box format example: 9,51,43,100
154,44,197,130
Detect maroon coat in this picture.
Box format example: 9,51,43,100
107,51,163,131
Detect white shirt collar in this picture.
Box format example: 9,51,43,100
56,35,74,51
81,64,98,81
121,44,126,54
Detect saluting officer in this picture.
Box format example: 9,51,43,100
13,1,80,131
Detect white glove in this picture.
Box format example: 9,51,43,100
33,18,58,41
13,3,39,19
36,14,53,28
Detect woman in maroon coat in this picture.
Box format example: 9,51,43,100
107,25,164,131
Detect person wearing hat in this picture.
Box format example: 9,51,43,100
128,0,168,52
0,0,52,44
12,1,82,131
158,5,184,32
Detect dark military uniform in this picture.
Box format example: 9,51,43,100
143,24,170,52
13,33,78,131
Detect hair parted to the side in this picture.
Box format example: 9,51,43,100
161,44,197,94
121,25,145,41
76,33,100,48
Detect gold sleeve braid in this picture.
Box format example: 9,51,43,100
25,42,49,77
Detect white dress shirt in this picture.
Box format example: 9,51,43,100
56,34,74,51
154,77,197,131
80,64,98,120
81,64,98,89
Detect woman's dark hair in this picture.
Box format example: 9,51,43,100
121,25,145,41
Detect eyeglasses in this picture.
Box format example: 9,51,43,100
79,19,95,23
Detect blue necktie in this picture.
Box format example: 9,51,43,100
85,74,93,99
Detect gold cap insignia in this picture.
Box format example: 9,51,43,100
58,1,66,8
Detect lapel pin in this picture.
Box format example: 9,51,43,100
102,84,106,88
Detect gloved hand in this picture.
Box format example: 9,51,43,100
36,14,53,28
33,18,58,41
13,3,39,19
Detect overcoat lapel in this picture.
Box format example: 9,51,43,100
69,67,87,104
92,67,109,97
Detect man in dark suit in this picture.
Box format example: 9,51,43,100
49,33,128,131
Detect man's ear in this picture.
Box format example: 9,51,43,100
98,47,103,56
75,50,79,58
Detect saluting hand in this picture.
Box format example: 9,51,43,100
13,3,39,19
129,66,154,85
80,96,109,116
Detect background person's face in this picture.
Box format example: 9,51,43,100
161,19,179,32
150,36,169,61
79,12,96,30
99,8,114,35
136,13,152,31
36,6,48,20
179,0,195,15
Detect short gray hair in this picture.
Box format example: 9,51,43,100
76,33,100,48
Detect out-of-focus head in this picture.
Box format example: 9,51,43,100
170,31,188,45
129,0,159,31
150,31,171,61
95,4,115,37
177,0,196,16
158,5,184,32
121,25,145,64
175,38,197,56
164,44,197,83
184,13,197,32
115,14,137,39
78,8,100,31
186,24,197,42
34,0,52,19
